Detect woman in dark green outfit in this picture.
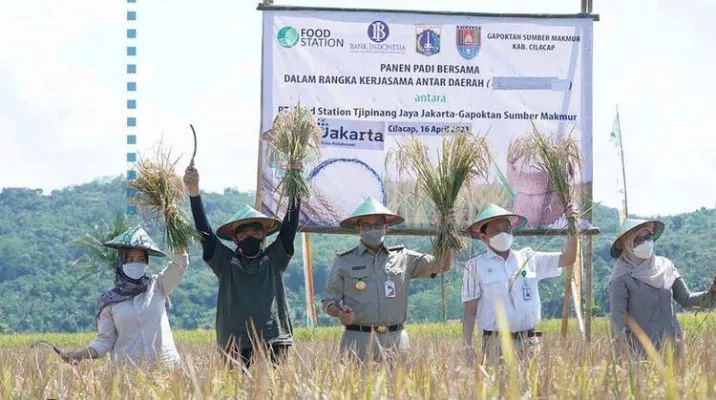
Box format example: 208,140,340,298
183,165,300,369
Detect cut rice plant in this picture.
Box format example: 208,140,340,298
68,214,132,278
391,128,491,265
509,124,583,337
129,142,200,251
508,123,583,235
699,275,716,309
265,103,322,206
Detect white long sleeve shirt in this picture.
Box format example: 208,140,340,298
89,251,188,367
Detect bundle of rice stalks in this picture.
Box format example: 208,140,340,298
392,128,491,265
508,124,583,235
129,143,199,250
69,214,131,278
699,275,716,308
265,103,322,205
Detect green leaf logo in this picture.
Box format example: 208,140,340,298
277,26,299,48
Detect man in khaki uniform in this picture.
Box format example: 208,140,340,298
321,197,449,361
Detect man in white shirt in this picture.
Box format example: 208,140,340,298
461,204,578,364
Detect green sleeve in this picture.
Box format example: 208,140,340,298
267,238,292,273
207,240,234,277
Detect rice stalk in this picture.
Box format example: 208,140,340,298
625,316,680,400
390,128,491,264
696,275,716,331
265,103,322,206
699,275,716,308
490,156,515,200
129,142,200,250
508,123,583,235
68,214,132,277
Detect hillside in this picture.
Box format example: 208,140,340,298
0,177,714,333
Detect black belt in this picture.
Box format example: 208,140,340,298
346,324,404,334
483,329,542,339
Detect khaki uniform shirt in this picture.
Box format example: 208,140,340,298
321,242,448,326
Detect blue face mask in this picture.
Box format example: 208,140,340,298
360,228,385,247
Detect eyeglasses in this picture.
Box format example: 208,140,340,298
633,232,654,246
359,222,384,231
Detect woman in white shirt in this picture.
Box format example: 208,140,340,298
59,226,188,368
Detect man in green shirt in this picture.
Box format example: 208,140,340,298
321,197,449,361
184,166,300,369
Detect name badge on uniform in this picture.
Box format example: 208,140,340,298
384,280,396,298
522,280,533,301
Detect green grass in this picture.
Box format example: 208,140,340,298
1,314,708,348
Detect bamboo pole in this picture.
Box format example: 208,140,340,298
560,235,575,339
302,232,318,328
256,0,271,249
585,235,594,341
440,274,446,323
572,237,585,340
440,252,451,323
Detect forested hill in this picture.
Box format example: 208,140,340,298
0,177,714,334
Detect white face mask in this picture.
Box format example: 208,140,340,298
488,232,513,253
360,228,385,247
122,262,148,280
632,240,654,259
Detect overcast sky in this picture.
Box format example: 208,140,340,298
0,0,714,217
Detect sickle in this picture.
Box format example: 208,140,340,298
189,124,198,168
30,340,62,355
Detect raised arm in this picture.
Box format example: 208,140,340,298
184,166,218,262
277,197,301,256
156,247,189,297
189,195,217,261
557,234,579,267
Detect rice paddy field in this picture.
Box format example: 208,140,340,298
3,314,716,399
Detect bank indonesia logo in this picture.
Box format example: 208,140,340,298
416,25,440,56
276,26,299,48
367,21,389,43
456,25,481,60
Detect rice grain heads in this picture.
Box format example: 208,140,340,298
392,128,491,263
508,124,583,235
265,103,322,205
129,142,199,251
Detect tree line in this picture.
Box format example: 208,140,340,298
0,177,713,333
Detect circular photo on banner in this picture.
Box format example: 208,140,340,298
308,158,387,221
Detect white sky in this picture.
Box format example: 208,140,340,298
0,0,714,216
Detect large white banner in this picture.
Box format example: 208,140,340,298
259,6,594,233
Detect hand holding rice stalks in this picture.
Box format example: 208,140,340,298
699,275,716,308
129,143,200,250
265,103,321,205
393,128,491,264
508,124,583,235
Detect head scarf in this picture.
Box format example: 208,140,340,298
610,226,679,289
95,252,151,320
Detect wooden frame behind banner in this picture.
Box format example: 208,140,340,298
255,0,599,337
